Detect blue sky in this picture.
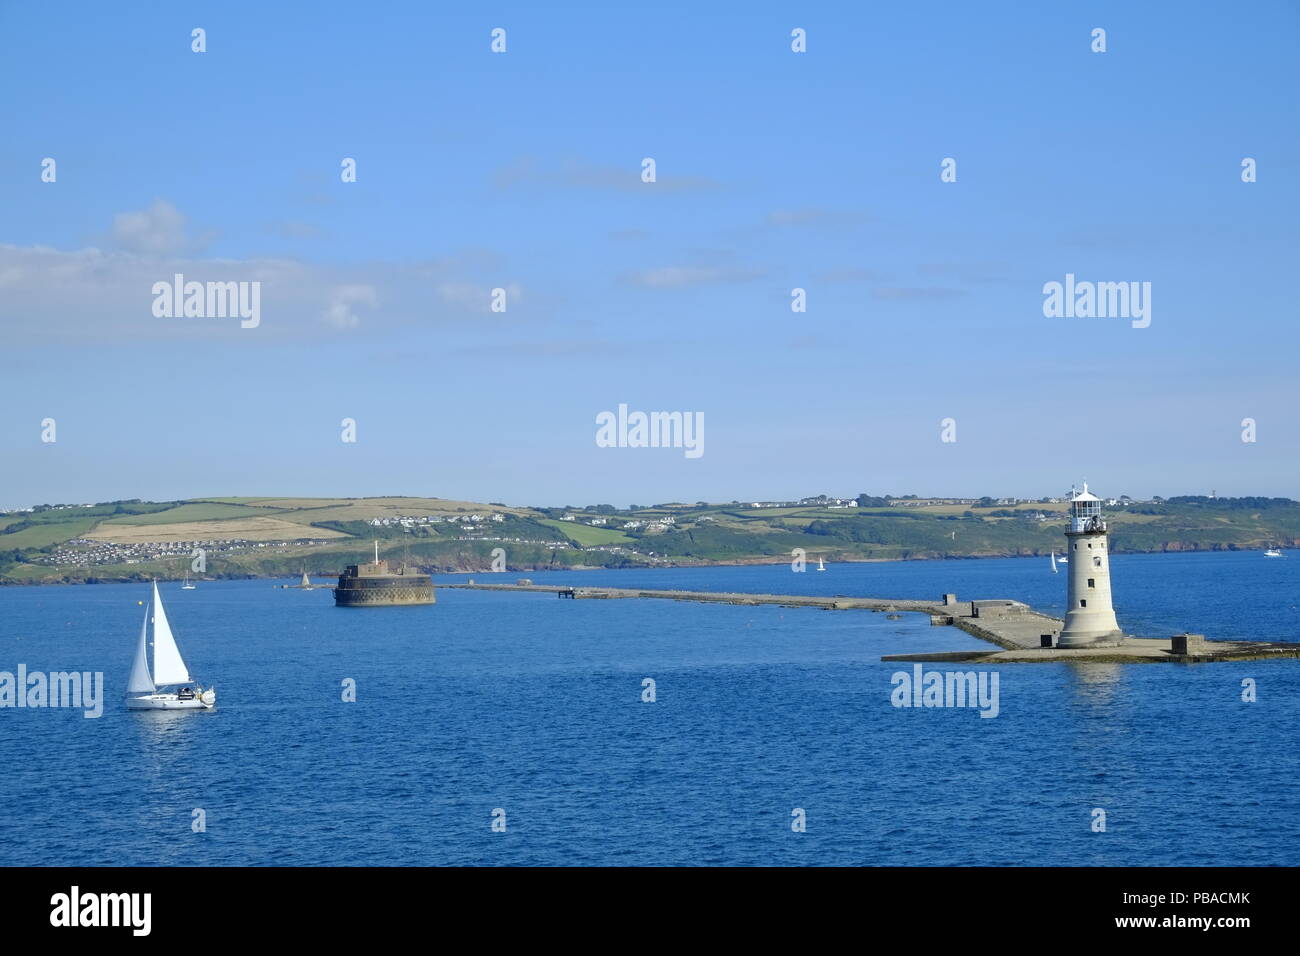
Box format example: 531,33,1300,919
2,1,1297,509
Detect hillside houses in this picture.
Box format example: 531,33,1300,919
366,513,507,530
36,535,334,568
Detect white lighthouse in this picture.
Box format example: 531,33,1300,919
1058,483,1124,647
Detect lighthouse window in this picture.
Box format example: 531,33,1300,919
1079,599,1087,608
1093,556,1102,568
1088,578,1095,588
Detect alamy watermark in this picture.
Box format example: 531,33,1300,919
51,886,151,936
1,666,104,718
890,664,999,718
152,273,261,328
1042,273,1150,328
595,404,704,459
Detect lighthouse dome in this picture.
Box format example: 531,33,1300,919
1070,482,1100,503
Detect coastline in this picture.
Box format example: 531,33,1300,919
0,542,1286,587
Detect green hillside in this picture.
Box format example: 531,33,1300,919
3,494,1299,584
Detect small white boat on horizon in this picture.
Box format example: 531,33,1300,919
817,557,827,572
181,573,196,590
1264,548,1284,557
125,582,215,711
1050,551,1059,573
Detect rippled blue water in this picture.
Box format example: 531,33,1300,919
1,551,1297,865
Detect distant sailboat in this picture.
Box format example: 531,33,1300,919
817,557,827,572
280,569,320,590
125,582,215,711
181,573,196,590
1050,552,1059,573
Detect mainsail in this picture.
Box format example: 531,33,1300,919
126,604,155,694
150,582,192,685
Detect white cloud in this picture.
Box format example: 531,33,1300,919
322,284,378,328
0,204,518,342
110,199,207,255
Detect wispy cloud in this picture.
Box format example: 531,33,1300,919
872,286,965,301
763,207,869,229
0,204,519,342
917,261,1009,283
814,267,890,282
620,264,766,288
110,199,213,255
322,284,378,329
436,280,521,312
267,220,329,240
494,156,723,194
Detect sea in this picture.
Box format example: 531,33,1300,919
1,550,1297,866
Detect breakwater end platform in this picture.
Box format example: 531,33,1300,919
441,582,1300,664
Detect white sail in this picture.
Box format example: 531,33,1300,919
150,582,192,686
1050,552,1058,573
126,604,155,694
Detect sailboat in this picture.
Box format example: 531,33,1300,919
817,557,827,572
1050,551,1059,573
125,582,216,710
300,571,314,590
181,573,196,590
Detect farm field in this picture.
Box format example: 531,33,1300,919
537,519,631,546
85,516,350,544
0,517,104,549
101,502,277,525
250,497,534,524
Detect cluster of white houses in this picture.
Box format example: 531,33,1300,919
560,514,679,533
36,536,335,567
367,513,507,530
740,494,1143,510
745,496,859,509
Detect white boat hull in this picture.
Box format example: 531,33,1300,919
126,690,215,710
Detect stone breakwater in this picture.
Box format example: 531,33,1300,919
440,582,1300,663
